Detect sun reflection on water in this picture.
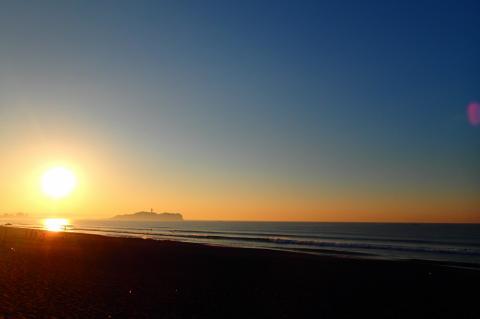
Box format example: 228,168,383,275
43,218,70,232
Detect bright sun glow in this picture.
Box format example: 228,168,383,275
41,167,77,199
43,218,70,232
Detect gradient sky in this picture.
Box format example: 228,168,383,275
0,0,479,222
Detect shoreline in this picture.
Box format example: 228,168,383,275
6,223,480,270
1,226,480,318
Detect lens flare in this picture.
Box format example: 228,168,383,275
467,102,480,126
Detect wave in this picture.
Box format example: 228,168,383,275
70,226,480,257
168,229,480,247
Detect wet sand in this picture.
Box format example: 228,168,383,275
0,226,479,318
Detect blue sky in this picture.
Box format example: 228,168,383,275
0,0,479,220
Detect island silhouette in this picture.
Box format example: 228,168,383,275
112,210,183,221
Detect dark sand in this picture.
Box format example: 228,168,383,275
0,226,479,319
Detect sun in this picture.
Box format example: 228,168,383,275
41,167,77,199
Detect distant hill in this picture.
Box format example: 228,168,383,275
112,211,183,221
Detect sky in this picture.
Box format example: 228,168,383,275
0,0,479,222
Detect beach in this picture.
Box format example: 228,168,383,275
0,226,479,318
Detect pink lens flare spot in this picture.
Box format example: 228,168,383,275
467,102,480,126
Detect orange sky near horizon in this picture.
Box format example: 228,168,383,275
0,133,478,223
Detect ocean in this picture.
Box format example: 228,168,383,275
9,219,480,265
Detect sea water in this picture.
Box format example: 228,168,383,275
9,219,480,265
41,220,480,265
